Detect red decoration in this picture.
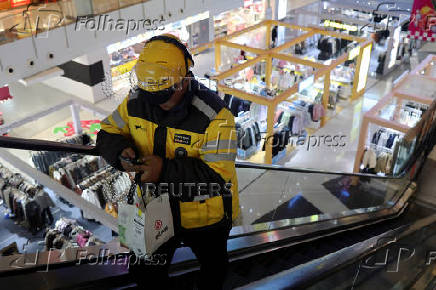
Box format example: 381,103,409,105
409,0,436,42
57,120,101,137
0,86,13,102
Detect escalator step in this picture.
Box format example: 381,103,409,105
224,272,252,290
247,264,270,280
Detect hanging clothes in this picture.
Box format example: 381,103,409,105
250,103,267,122
385,134,399,149
224,95,251,117
0,165,54,233
312,104,325,122
241,127,253,150
31,134,91,174
262,132,287,157
377,131,389,148
375,152,389,173
253,122,261,143
274,110,284,124
362,149,377,171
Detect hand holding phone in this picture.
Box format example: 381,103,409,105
119,147,142,172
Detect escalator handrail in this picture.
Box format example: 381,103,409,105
234,161,406,179
0,135,416,179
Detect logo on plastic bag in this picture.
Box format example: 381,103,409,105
155,220,163,231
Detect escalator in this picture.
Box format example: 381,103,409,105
0,113,434,289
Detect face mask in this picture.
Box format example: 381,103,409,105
140,87,175,105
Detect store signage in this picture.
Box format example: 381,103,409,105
323,20,358,32
408,0,436,42
298,75,314,93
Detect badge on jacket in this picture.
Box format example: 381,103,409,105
174,134,191,145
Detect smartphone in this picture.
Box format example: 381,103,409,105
119,156,143,165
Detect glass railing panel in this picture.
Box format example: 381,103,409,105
0,147,410,271
234,166,410,229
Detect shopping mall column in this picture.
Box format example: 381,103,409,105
208,15,215,43
42,49,111,104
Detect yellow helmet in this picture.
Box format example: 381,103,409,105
135,34,194,92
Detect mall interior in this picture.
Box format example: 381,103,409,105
0,0,435,289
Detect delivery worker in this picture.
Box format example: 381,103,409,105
96,34,239,289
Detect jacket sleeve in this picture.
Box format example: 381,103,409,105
160,108,237,201
96,96,135,171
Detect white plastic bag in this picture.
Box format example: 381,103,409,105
118,194,174,256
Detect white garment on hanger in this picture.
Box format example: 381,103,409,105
377,132,389,148
82,189,103,211
363,149,377,169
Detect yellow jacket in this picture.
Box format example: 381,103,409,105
97,80,239,230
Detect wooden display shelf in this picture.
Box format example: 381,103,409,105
353,55,436,174
202,20,373,164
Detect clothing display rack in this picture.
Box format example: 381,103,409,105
50,154,106,191
360,128,400,175
235,112,262,160
354,55,436,174
44,217,103,251
0,163,55,235
31,134,92,175
76,167,131,219
0,99,118,232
